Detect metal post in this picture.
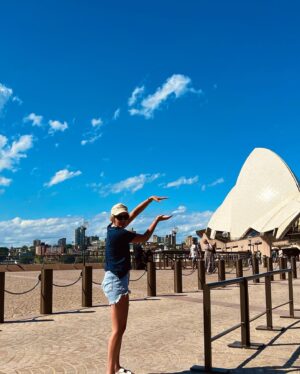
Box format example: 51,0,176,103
256,274,283,331
279,257,286,280
252,256,260,283
228,278,250,348
147,261,156,297
236,258,243,278
40,269,53,314
280,270,300,319
267,257,274,281
291,256,297,279
82,266,92,307
265,275,272,328
288,271,294,318
218,259,225,282
203,285,212,370
198,259,206,290
0,272,4,323
240,278,250,347
263,255,267,268
174,259,182,293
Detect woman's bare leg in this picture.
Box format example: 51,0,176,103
106,294,129,374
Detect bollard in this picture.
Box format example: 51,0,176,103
279,257,286,280
0,272,4,323
291,256,297,279
198,259,206,290
218,259,225,282
174,259,182,293
82,266,92,307
40,269,53,314
236,258,243,278
263,255,267,268
203,285,212,370
267,257,274,281
131,254,136,270
252,256,260,283
147,261,156,297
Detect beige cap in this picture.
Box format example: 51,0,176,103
111,203,128,216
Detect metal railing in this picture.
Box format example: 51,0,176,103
191,266,299,373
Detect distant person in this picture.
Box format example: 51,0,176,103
190,241,199,269
101,196,171,374
257,249,262,264
204,239,215,273
133,244,146,270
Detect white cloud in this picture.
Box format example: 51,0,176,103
45,169,82,187
128,86,145,106
81,133,102,146
122,209,213,242
201,177,224,191
92,173,162,196
0,176,12,186
48,120,68,134
0,207,213,246
91,118,103,127
113,108,120,120
0,216,85,247
172,205,187,215
0,134,34,172
129,74,201,119
12,96,23,105
0,83,13,112
165,176,199,188
24,113,43,127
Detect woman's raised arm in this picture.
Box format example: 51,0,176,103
127,196,168,225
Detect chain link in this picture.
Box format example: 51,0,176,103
5,276,41,295
53,274,82,288
130,270,147,282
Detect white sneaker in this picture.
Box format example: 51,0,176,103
115,368,134,374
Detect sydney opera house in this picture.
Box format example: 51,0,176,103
202,148,300,256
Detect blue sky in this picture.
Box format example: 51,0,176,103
0,1,300,246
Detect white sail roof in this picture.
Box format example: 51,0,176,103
207,148,300,239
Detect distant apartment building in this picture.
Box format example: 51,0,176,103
185,236,198,247
33,239,41,247
75,226,86,250
35,242,48,256
58,238,66,247
153,235,164,244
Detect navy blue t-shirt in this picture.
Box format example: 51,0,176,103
105,224,137,278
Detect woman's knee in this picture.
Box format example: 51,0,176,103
112,323,127,337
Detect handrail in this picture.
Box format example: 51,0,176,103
191,261,299,373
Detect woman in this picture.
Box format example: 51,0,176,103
102,196,171,374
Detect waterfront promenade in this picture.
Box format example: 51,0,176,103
1,266,300,373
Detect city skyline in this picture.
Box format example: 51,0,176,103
0,1,300,246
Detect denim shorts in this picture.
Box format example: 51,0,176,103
101,271,130,305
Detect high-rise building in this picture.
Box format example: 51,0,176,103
58,238,66,247
33,239,41,247
75,226,86,250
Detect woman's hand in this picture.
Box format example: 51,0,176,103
149,196,168,202
156,214,172,221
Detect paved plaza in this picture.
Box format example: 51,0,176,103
0,266,300,373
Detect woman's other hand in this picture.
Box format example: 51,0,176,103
156,215,172,221
149,196,168,202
